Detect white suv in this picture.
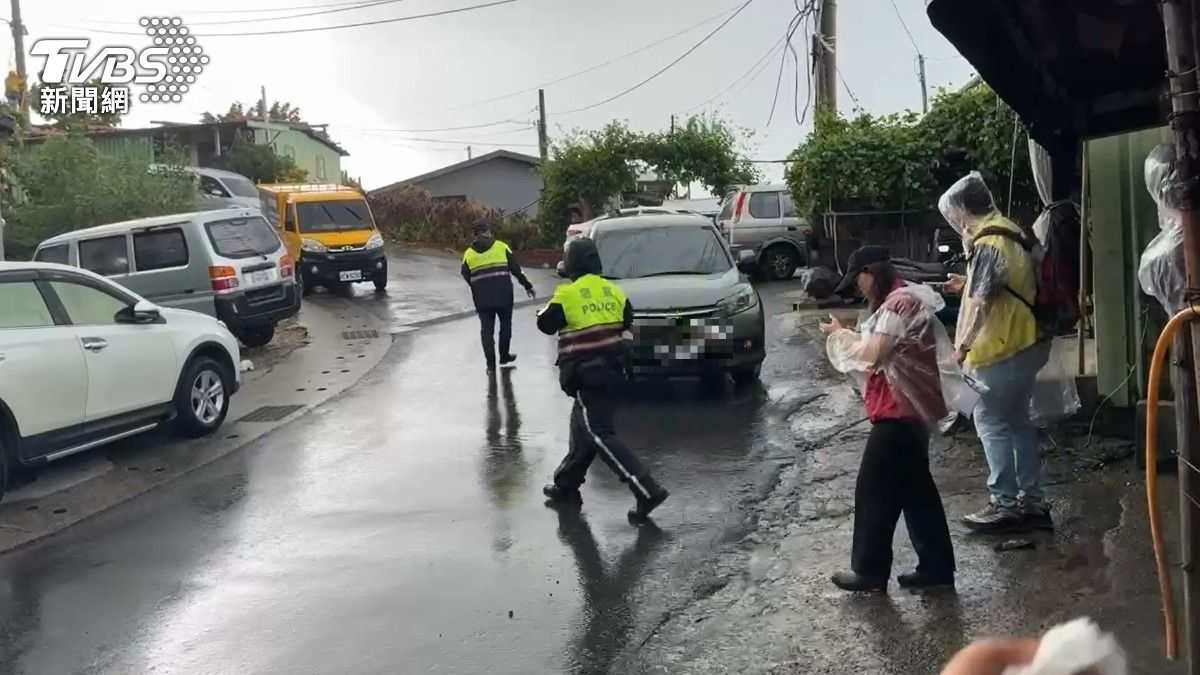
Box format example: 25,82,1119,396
0,261,242,500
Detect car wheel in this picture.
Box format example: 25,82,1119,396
762,244,799,281
732,363,762,387
301,274,314,297
174,356,232,438
237,325,275,349
374,275,388,292
0,417,10,503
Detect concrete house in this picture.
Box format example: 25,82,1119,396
27,120,349,181
370,150,542,215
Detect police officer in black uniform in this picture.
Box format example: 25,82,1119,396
537,237,669,523
461,219,536,373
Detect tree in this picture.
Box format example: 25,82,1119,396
538,116,758,242
202,99,303,124
3,134,197,257
211,136,308,183
30,79,125,129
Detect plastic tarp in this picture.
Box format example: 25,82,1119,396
825,283,964,429
1139,143,1187,315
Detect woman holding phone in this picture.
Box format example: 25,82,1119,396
819,245,956,592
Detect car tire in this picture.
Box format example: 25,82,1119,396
0,416,10,503
301,273,315,297
237,325,275,349
173,356,232,438
762,244,799,281
732,363,762,387
374,276,388,292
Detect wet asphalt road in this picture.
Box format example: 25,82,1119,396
0,276,809,675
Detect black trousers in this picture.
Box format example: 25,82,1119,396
476,305,513,367
851,418,955,579
552,383,660,501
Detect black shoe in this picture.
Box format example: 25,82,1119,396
543,484,582,505
628,486,669,523
897,570,955,590
500,354,517,368
1020,501,1054,531
961,500,1026,533
831,570,887,592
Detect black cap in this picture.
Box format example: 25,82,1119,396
835,245,891,294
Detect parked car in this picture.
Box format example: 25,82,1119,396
33,209,300,348
716,184,816,281
149,165,262,212
564,207,707,247
258,183,387,294
0,261,242,501
559,215,765,384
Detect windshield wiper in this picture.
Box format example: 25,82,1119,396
635,270,716,278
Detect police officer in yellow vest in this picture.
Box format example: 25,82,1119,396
462,219,536,373
536,237,669,523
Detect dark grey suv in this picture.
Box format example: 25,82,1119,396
560,215,766,384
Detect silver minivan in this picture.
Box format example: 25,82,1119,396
149,165,262,212
716,184,815,280
32,209,300,347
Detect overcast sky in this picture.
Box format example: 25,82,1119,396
11,0,975,190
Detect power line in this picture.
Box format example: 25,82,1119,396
154,0,384,15
678,35,787,114
338,131,538,148
438,3,743,112
766,2,815,126
339,119,531,134
86,0,407,26
52,0,518,37
554,0,757,116
887,0,921,53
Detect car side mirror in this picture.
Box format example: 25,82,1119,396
556,261,568,279
736,249,756,273
118,300,162,324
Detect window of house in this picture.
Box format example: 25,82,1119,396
78,235,130,276
133,227,189,271
0,281,55,328
34,243,69,265
315,156,327,181
748,192,781,219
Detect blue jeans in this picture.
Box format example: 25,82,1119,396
971,341,1052,508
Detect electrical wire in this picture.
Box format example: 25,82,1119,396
155,0,384,15
86,0,410,26
338,130,537,148
554,0,757,116
340,119,531,134
52,0,518,37
887,0,921,53
677,35,786,114
766,0,817,127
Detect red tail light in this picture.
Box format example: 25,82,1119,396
279,254,294,278
732,192,747,223
209,265,239,293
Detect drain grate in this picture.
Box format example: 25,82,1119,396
342,329,380,340
238,405,304,423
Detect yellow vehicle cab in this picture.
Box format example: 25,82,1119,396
257,183,387,294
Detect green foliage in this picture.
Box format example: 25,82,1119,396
371,186,545,251
4,134,197,258
785,83,1039,222
212,136,308,183
30,79,124,129
538,116,759,243
202,100,302,123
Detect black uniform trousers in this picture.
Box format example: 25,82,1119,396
851,418,956,580
476,305,513,368
552,378,657,501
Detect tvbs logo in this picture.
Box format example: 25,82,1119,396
31,17,207,112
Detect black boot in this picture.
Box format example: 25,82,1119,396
543,484,582,506
500,353,517,369
831,570,887,592
628,482,669,524
897,570,954,590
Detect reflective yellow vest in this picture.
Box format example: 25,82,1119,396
553,274,627,356
462,240,512,284
961,213,1038,367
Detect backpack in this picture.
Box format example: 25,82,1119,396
970,205,1081,337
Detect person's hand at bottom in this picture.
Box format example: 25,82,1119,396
940,637,1039,675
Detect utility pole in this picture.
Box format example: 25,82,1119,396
10,0,26,122
814,0,837,112
1161,0,1200,669
260,85,268,121
537,88,548,162
467,146,472,160
918,54,929,114
670,114,675,134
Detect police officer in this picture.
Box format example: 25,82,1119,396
537,237,669,523
462,219,536,373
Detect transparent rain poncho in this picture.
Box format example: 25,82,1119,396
1139,144,1186,315
825,282,967,428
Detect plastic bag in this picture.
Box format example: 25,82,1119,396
1002,617,1127,675
1138,144,1187,315
1029,339,1081,426
825,283,963,427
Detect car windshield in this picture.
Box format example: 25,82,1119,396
296,199,372,233
205,216,282,259
594,225,732,279
222,175,259,198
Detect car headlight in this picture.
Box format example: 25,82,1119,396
365,232,384,249
720,286,758,316
301,238,327,253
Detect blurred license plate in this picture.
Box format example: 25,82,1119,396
339,270,362,282
247,269,275,284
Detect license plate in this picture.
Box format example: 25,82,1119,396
339,270,362,282
247,269,276,284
